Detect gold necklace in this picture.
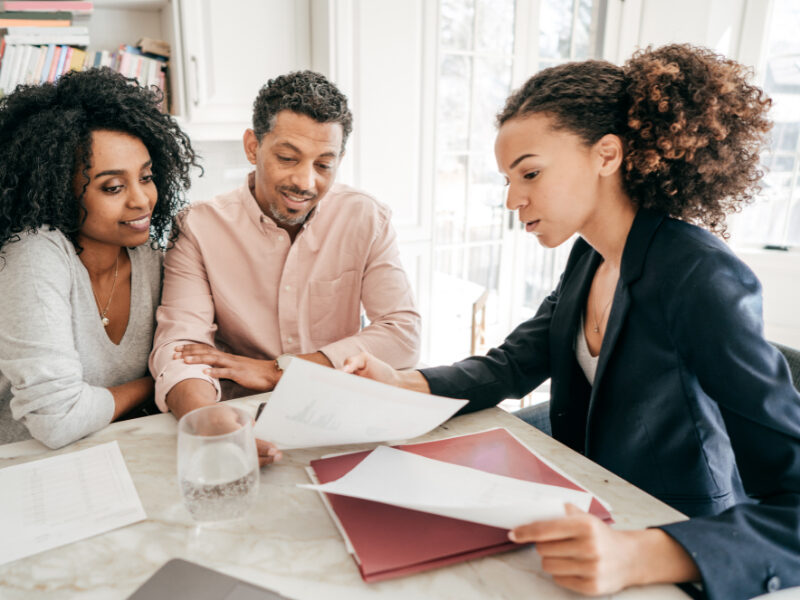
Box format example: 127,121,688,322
592,294,613,333
91,254,120,327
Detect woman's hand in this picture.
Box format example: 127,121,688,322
174,344,281,392
343,352,431,393
342,352,400,386
508,504,699,596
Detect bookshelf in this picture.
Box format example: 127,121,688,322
2,0,313,140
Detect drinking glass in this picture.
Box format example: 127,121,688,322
177,404,260,522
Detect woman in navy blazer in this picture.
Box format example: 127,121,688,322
345,44,800,599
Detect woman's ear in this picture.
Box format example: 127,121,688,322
595,133,624,176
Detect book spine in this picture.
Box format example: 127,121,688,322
39,42,53,82
59,45,71,77
45,43,59,81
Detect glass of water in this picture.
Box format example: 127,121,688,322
177,404,260,522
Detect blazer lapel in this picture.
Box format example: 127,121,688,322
585,209,665,449
549,245,602,452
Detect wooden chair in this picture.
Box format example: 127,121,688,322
470,288,489,356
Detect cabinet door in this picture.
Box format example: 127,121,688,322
180,0,311,130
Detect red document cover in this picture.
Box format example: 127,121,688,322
310,427,613,582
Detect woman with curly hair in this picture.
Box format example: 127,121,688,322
0,68,198,448
343,44,800,598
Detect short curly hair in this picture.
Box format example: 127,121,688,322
498,44,772,237
252,70,352,153
0,67,199,252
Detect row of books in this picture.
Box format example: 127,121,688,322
0,42,169,111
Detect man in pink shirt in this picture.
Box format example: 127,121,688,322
149,72,421,460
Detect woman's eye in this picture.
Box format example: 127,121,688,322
103,185,123,194
141,174,155,183
502,177,510,187
524,171,540,180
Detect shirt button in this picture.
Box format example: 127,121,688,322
287,336,294,344
766,575,781,593
284,285,291,291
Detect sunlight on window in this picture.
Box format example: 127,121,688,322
736,0,800,246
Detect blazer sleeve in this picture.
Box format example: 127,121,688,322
657,248,800,599
0,234,114,448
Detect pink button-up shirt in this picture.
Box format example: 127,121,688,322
149,176,421,410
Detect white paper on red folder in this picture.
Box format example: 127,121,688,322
299,445,593,529
253,358,467,449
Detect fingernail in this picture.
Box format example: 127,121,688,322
176,345,183,351
508,530,518,542
185,357,193,362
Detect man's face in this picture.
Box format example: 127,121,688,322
244,110,344,229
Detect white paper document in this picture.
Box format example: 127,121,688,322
253,359,467,449
0,441,146,566
299,445,594,529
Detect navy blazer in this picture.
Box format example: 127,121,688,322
422,208,800,599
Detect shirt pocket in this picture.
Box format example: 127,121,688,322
307,270,362,345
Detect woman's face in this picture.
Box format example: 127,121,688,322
75,130,157,250
495,113,603,248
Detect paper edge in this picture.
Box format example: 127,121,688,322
304,466,357,560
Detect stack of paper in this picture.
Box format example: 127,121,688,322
0,441,146,565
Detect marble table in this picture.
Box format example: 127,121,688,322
0,396,690,599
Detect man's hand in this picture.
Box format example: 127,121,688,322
508,504,699,596
175,344,281,392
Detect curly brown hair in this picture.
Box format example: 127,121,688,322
498,44,772,237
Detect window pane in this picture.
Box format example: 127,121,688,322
435,154,468,245
470,55,513,152
774,121,800,153
739,0,800,245
438,54,472,152
573,0,599,59
475,0,515,55
539,0,574,59
440,0,475,51
467,153,505,243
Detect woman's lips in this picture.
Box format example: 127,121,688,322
525,220,541,233
121,214,151,232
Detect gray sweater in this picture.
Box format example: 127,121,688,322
0,229,162,448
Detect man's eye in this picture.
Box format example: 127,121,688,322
317,163,332,171
278,156,294,162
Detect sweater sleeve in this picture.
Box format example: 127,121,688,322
0,233,114,448
658,248,800,599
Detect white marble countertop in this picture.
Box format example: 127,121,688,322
0,397,689,599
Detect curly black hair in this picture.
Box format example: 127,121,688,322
252,70,352,153
0,67,200,252
498,44,772,237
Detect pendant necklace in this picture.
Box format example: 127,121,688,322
592,294,613,333
91,253,120,327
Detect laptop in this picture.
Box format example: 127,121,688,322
127,558,293,600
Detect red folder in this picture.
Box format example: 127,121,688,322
309,427,613,582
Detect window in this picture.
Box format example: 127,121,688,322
735,0,800,246
429,0,606,365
